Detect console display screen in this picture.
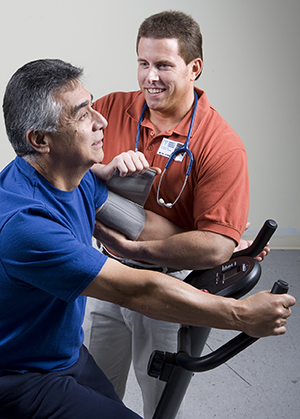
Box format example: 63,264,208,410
223,266,240,281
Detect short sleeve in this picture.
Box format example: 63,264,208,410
1,207,107,302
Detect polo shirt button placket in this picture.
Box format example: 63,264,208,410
147,131,155,153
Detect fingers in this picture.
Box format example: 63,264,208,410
115,151,149,176
245,221,251,231
242,291,295,337
241,221,271,262
150,166,162,175
94,219,115,240
284,293,296,308
273,296,295,335
275,295,295,319
254,246,270,262
274,307,292,335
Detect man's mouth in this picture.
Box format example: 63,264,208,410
147,88,165,94
92,139,103,147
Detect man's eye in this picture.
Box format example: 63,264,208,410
79,112,88,120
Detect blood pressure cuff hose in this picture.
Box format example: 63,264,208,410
96,190,146,240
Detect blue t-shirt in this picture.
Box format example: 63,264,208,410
0,157,108,374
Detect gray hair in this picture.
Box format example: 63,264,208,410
2,59,83,156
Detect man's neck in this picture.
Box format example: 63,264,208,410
23,156,87,191
148,90,196,135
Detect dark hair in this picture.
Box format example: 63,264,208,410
136,10,203,65
2,59,83,156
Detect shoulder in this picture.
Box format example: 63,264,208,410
81,170,108,208
194,88,245,151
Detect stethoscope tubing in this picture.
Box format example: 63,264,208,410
135,90,198,208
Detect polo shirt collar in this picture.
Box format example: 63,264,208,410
126,87,208,138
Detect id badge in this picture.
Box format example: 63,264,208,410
157,138,185,162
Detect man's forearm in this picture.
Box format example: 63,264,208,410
82,258,295,338
128,230,235,269
94,222,236,270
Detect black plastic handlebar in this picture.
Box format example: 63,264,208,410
271,279,289,294
232,219,278,259
149,219,284,419
175,279,289,372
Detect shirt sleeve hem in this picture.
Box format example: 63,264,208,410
196,222,241,245
66,253,108,303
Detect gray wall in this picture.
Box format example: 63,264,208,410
1,0,299,248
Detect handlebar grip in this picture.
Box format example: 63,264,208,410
271,280,289,294
174,279,290,373
232,219,278,259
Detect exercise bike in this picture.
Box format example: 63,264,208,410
147,219,288,419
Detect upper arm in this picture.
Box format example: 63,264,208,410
1,210,105,302
137,209,184,241
194,148,249,245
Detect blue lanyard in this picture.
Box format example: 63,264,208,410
135,90,198,208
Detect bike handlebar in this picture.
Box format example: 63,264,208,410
232,219,277,259
175,279,289,372
148,219,286,379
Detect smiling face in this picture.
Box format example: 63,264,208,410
137,37,201,118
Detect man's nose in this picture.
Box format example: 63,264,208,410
147,66,159,83
93,110,108,131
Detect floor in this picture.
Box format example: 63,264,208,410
123,250,300,418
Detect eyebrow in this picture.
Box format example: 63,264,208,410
71,94,94,117
137,58,173,66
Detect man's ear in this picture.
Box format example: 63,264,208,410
26,130,50,153
190,58,203,81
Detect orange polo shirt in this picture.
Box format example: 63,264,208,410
94,87,249,244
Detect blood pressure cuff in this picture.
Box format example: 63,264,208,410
96,190,146,240
105,168,157,207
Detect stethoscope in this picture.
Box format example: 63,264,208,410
135,90,198,208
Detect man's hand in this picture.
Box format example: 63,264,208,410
234,222,270,262
237,291,296,337
94,219,128,255
92,150,157,181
